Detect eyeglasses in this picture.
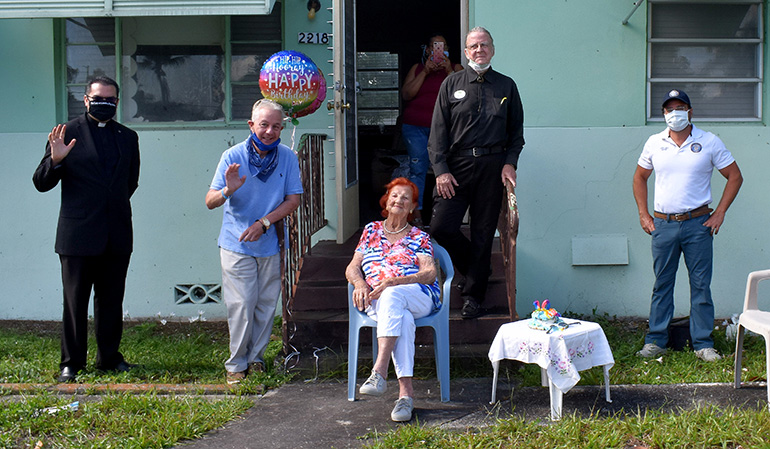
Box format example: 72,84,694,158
87,95,118,104
664,105,689,113
466,42,490,51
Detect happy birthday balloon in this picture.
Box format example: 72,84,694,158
259,50,326,119
293,68,326,118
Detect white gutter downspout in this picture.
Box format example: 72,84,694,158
622,0,645,25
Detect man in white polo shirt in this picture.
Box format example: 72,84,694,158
633,89,743,362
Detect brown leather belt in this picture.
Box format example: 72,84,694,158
654,205,712,222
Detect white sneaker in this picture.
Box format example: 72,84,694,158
359,370,387,396
695,347,722,362
390,396,413,422
636,343,667,358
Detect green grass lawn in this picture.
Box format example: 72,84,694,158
0,314,768,448
0,318,290,448
368,312,770,449
0,393,253,449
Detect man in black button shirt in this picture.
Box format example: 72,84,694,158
428,27,524,318
33,76,141,381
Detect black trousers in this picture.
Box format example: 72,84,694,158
59,253,131,371
430,152,506,304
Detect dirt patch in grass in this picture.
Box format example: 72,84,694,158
0,319,229,338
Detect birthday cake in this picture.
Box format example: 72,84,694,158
528,299,569,333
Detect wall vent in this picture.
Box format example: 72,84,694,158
174,284,222,304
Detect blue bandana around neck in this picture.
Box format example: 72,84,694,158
248,132,281,182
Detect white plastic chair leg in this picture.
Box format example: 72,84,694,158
734,325,746,389
765,336,770,407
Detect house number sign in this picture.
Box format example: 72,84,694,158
298,32,330,44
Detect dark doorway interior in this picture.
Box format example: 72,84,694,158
355,1,462,226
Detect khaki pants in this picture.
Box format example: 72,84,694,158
220,248,280,373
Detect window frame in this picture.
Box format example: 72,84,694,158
57,12,284,128
647,0,764,122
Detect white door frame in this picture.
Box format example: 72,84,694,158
331,0,359,244
330,0,468,244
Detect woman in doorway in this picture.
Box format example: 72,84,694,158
345,177,441,422
400,34,463,226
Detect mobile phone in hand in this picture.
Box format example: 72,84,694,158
431,41,445,64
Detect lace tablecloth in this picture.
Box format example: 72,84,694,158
488,318,615,394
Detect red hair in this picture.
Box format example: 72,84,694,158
379,177,419,221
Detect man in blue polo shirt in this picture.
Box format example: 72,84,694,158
206,99,302,383
633,89,743,362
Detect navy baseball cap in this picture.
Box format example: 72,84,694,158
662,89,691,108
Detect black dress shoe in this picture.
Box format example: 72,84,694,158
113,361,137,373
57,366,78,383
461,299,482,319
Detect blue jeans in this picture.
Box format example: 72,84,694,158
646,214,714,350
401,124,431,209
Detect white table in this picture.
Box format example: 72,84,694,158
488,318,614,420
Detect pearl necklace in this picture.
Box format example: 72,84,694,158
382,220,409,235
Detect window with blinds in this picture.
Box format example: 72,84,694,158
648,1,762,121
62,9,282,124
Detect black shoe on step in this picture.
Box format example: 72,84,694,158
461,299,482,319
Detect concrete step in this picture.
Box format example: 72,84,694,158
293,237,511,312
290,277,510,312
285,310,513,350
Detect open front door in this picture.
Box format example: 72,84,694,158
331,0,359,243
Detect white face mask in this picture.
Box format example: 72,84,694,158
664,109,690,132
467,60,490,73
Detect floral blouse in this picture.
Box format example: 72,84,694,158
355,221,441,310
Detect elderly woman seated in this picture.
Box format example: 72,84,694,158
345,177,441,422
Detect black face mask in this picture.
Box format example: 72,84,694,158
88,102,117,122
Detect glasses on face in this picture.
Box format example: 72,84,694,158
87,95,118,104
466,42,490,51
664,105,689,113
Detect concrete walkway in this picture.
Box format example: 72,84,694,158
168,378,768,449
2,378,767,448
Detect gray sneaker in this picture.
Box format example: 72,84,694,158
695,347,722,362
359,370,387,396
636,343,667,358
390,396,413,422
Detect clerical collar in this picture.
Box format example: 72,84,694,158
86,113,110,128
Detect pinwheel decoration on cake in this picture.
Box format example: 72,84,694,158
528,299,570,333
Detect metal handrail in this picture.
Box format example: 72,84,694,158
279,133,327,357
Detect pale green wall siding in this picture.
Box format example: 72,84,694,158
2,1,770,320
470,0,769,318
281,3,338,244
0,4,337,320
515,125,769,318
0,19,57,131
477,0,647,127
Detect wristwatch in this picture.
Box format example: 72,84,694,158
260,217,271,233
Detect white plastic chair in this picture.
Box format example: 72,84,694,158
347,240,454,402
734,269,770,407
